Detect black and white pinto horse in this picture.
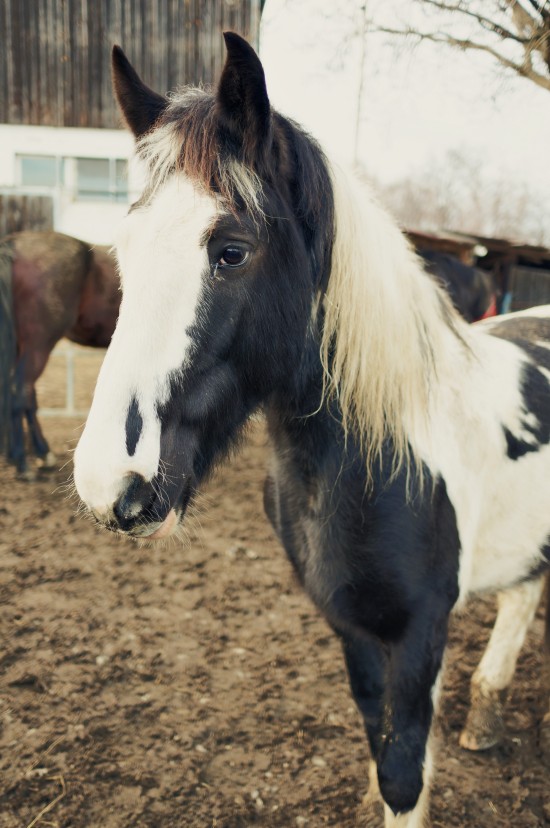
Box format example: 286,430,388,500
74,34,550,827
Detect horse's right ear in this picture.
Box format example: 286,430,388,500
111,46,167,139
216,32,271,166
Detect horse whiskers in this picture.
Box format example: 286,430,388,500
184,499,207,534
151,479,170,513
54,478,80,503
69,505,97,527
58,455,76,470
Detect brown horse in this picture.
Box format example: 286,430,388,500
0,231,120,478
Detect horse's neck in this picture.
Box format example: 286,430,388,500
265,300,475,502
265,393,349,486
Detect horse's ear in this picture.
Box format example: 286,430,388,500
216,32,271,164
112,45,167,139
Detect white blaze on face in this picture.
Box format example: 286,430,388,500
74,175,217,515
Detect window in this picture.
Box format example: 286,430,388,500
17,154,129,203
76,157,128,202
19,155,61,187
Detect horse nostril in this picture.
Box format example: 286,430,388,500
112,472,155,529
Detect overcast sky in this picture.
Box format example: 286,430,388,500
259,0,550,195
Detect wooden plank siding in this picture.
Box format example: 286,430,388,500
509,265,550,312
0,0,261,129
0,194,54,237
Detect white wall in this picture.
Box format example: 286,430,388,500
0,124,143,245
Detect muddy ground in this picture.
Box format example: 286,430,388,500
0,346,548,827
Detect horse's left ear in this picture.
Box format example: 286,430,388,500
112,45,168,139
217,32,271,165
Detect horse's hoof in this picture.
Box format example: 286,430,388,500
360,793,384,827
459,684,505,751
37,451,57,471
358,760,384,826
540,712,550,766
17,468,37,482
459,728,500,751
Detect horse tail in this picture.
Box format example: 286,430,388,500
0,238,16,458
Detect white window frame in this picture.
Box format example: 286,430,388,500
16,153,129,204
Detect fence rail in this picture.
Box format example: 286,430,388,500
38,340,105,418
509,265,550,312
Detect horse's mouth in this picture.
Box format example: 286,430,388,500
94,476,193,540
102,507,181,540
140,508,179,539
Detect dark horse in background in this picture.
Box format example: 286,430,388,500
74,34,550,827
419,249,497,323
0,231,120,478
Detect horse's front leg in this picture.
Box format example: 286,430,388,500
460,577,544,751
26,387,56,470
342,597,449,828
374,598,453,828
341,632,386,819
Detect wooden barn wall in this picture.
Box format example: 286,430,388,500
0,0,261,129
0,194,54,238
509,265,550,311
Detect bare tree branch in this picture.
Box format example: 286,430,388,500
374,1,550,93
377,25,550,90
418,0,529,43
522,0,550,24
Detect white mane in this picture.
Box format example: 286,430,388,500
321,165,471,478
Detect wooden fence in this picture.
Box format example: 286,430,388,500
37,341,105,418
0,0,262,129
0,193,54,237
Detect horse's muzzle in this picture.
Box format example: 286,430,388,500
109,472,155,531
96,470,192,539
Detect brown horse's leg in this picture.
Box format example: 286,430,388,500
21,348,56,471
11,346,56,478
9,357,32,477
26,387,56,469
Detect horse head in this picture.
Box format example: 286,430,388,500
74,34,332,539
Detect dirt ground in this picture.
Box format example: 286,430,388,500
0,346,549,827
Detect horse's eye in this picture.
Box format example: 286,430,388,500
218,246,248,268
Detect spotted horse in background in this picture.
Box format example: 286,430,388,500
74,33,550,827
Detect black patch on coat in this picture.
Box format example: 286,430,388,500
502,362,550,460
125,396,143,457
489,317,550,460
490,316,550,345
490,316,550,372
522,534,550,580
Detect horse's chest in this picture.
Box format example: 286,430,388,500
263,457,359,611
263,460,447,641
